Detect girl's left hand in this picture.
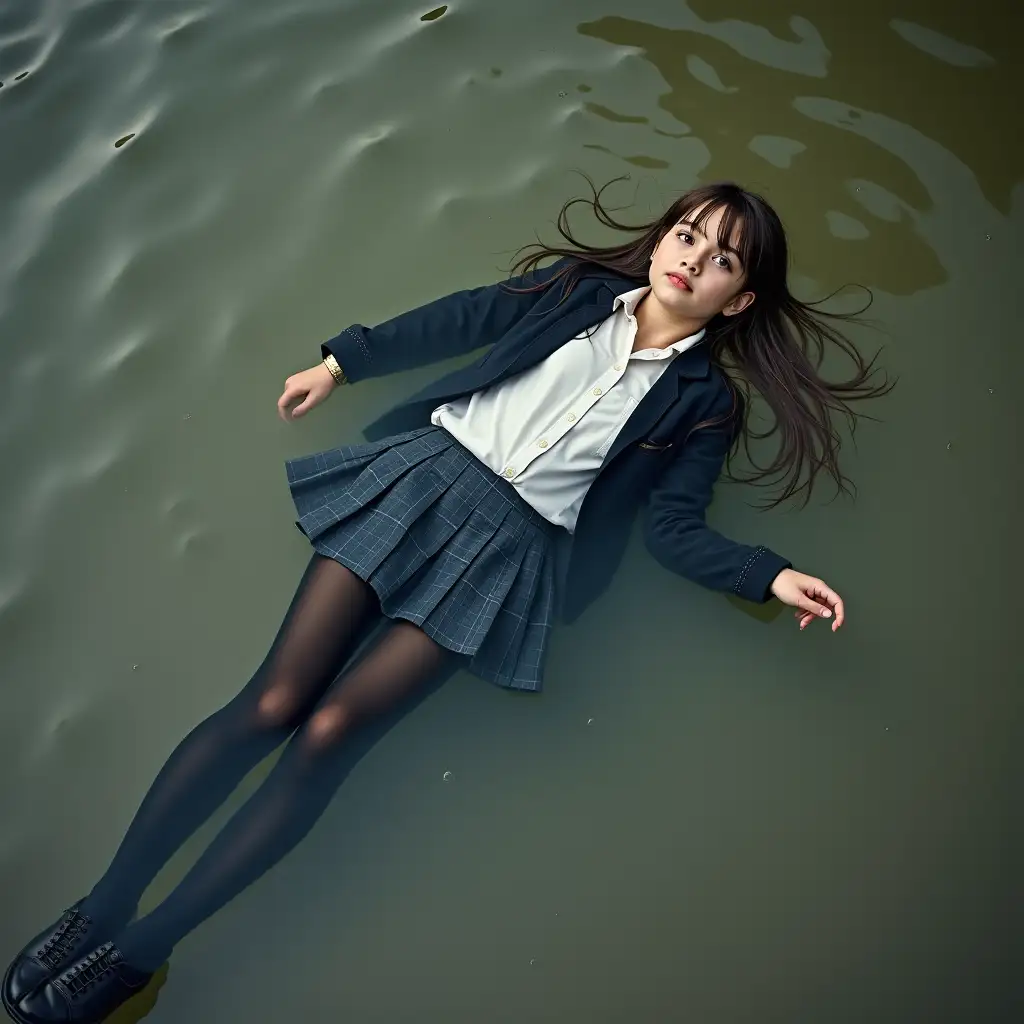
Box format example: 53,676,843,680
769,569,845,632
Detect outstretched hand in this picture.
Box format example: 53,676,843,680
770,568,845,632
277,363,338,422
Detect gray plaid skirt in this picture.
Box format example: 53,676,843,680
285,426,562,691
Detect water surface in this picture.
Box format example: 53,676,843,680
1,1,1019,1021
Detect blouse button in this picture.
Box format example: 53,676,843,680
504,467,515,478
592,387,602,396
614,363,623,371
566,413,576,422
537,439,549,448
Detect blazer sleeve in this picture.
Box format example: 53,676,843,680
321,258,572,383
642,394,791,604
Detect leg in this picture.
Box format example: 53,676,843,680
113,621,456,971
80,554,381,937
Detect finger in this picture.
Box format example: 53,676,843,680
278,384,305,421
807,582,844,631
798,611,815,630
291,396,313,418
807,581,840,610
277,385,295,421
797,594,832,619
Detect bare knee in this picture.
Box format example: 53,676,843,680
303,703,352,751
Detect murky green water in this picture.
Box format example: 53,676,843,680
1,1,1020,1021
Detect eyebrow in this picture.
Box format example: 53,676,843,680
675,220,742,261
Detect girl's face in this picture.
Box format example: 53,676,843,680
648,203,756,325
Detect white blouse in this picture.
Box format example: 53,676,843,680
431,286,705,532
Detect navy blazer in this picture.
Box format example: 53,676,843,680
323,258,790,623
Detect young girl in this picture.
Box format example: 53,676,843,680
3,180,886,1024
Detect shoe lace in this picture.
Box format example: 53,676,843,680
37,908,91,971
59,942,120,999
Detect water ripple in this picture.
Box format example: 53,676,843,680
748,134,806,169
30,693,93,768
845,179,906,223
316,120,404,192
153,7,213,43
890,19,995,68
686,54,739,94
17,429,131,546
0,3,42,38
0,87,164,312
63,0,140,50
296,8,443,103
84,322,156,384
0,33,47,79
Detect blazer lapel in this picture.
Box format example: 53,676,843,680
478,275,640,388
603,342,711,465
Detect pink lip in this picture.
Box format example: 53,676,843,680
667,272,691,291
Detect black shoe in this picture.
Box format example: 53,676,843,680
9,944,152,1024
2,902,100,1010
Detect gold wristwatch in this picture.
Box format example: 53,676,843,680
323,353,348,386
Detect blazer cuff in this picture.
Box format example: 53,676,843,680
321,325,372,384
733,546,791,603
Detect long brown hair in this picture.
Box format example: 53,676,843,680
504,175,893,508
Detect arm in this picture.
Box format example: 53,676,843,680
642,403,790,604
277,257,572,421
643,404,846,629
321,257,572,384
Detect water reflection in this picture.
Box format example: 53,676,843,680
691,0,1019,209
577,0,1018,299
578,16,932,295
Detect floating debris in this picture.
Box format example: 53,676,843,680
182,412,192,421
558,90,567,97
946,442,952,450
529,958,536,966
133,664,139,671
443,771,452,782
984,233,991,240
114,133,136,148
420,5,447,21
587,718,593,724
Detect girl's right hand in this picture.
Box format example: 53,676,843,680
277,362,338,422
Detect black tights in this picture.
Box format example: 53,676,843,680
79,554,456,971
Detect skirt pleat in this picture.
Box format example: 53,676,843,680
481,535,554,686
285,426,561,691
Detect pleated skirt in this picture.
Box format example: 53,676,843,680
285,426,562,691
